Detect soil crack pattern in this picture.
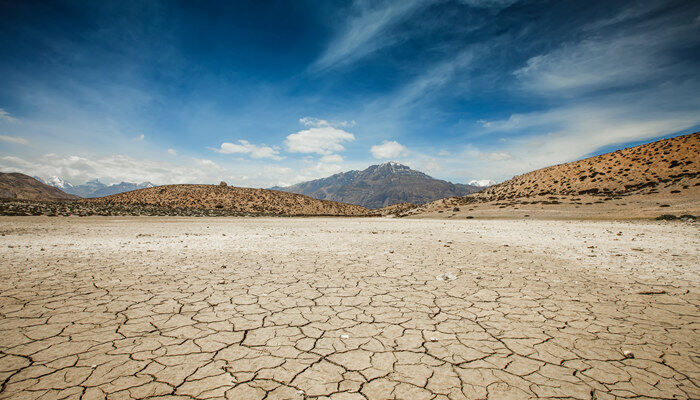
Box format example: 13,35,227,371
0,217,698,399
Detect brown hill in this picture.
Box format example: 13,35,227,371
0,172,79,201
408,132,699,219
82,184,371,216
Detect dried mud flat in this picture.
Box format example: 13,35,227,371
0,217,698,400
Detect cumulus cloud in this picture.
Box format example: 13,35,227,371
285,126,355,155
370,140,409,159
214,140,283,160
0,135,30,145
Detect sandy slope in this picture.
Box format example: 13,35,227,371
409,133,699,220
0,217,697,399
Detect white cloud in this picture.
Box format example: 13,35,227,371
422,161,442,174
193,158,220,168
0,135,30,145
0,109,19,123
320,154,344,163
285,126,355,155
478,151,511,161
292,161,345,183
214,140,283,160
458,0,518,8
447,99,699,181
136,134,145,141
299,117,355,128
0,153,225,186
167,148,177,155
514,17,698,95
0,152,324,189
312,0,429,71
371,140,409,159
390,50,474,109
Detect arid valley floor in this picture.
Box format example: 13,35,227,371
0,217,698,399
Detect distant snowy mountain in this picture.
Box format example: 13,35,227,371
40,177,156,198
42,176,74,190
468,179,496,187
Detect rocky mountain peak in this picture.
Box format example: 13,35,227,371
274,162,483,208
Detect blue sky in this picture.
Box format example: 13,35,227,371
0,0,698,187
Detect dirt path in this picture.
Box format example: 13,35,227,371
0,217,698,399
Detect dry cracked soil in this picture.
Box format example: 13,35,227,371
0,217,698,400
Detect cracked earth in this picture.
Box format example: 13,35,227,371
0,217,698,399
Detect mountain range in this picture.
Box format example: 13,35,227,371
272,161,485,209
38,177,155,198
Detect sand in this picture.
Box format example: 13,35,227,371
0,216,698,399
408,191,700,220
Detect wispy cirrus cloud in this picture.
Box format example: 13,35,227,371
311,0,430,71
0,108,19,123
0,135,30,145
514,3,700,96
389,49,475,109
299,117,355,128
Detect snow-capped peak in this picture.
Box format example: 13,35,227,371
44,176,73,189
469,179,496,187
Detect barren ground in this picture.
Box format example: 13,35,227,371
0,217,698,399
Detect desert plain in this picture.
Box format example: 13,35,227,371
0,216,698,400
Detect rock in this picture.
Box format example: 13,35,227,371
680,214,696,222
436,273,456,282
623,350,635,359
340,334,349,339
655,214,677,221
219,181,227,187
637,289,666,295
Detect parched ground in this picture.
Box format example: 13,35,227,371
0,217,698,400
